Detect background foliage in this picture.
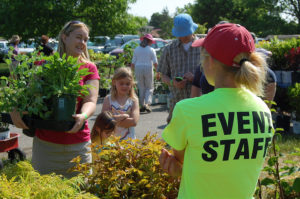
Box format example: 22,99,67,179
0,0,147,41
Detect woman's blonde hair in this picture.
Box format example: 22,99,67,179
202,48,267,96
110,67,138,101
57,21,90,62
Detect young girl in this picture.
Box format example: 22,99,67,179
101,67,139,140
159,23,273,199
91,111,117,146
91,111,118,162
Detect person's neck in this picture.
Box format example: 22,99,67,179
214,70,239,89
116,93,129,100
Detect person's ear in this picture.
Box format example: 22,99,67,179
112,80,116,86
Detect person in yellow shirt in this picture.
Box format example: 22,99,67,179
159,23,274,199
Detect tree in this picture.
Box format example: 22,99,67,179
149,8,173,39
0,0,146,41
191,0,298,37
279,0,300,31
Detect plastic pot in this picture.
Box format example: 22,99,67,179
52,94,76,121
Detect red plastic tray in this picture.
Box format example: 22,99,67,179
0,133,19,152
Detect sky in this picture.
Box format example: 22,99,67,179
128,0,195,20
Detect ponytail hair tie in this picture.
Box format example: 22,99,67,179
239,58,249,66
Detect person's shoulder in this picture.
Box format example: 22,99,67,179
82,61,97,68
168,39,180,47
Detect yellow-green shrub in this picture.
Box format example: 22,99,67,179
0,161,97,199
72,133,180,199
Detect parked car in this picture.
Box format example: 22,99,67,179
101,35,139,54
87,36,109,53
47,38,59,52
0,40,9,61
109,38,168,58
18,41,37,54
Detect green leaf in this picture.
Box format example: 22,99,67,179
292,178,300,193
261,178,275,186
268,156,278,166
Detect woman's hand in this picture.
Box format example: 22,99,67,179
9,109,29,129
159,148,183,177
67,113,86,133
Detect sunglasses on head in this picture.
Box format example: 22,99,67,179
65,20,83,30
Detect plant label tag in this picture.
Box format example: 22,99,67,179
59,98,65,108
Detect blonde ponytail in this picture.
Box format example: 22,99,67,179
233,52,267,96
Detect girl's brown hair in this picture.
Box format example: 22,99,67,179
110,67,138,101
91,111,116,145
57,21,90,62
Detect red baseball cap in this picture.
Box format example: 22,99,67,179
192,23,255,67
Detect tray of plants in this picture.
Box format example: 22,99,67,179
0,113,84,132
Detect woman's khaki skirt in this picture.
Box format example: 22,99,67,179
31,136,91,178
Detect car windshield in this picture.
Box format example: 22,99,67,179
105,37,123,46
19,42,36,48
88,37,107,46
0,43,6,48
120,40,140,49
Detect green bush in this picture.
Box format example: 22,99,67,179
0,161,97,199
256,37,300,71
72,133,180,199
288,83,300,120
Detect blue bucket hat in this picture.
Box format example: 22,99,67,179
172,14,198,37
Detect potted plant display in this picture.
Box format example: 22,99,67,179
288,83,300,134
0,51,91,131
0,121,9,140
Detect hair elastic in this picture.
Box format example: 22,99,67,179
239,58,249,66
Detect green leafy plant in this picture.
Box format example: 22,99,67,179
0,161,97,199
0,121,9,132
256,37,300,71
0,51,92,119
72,133,180,198
256,102,300,199
288,83,300,121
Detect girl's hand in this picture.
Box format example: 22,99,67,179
10,109,29,129
114,114,129,122
67,113,86,133
159,148,183,177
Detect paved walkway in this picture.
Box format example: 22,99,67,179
1,97,169,159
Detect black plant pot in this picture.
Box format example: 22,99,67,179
52,94,76,121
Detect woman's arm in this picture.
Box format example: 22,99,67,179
116,98,139,128
9,109,29,129
68,79,99,133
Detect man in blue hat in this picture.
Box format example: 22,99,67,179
157,13,201,123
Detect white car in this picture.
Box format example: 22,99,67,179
18,42,36,54
0,40,9,61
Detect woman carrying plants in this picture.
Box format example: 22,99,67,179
131,34,158,113
10,21,99,178
159,23,274,199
